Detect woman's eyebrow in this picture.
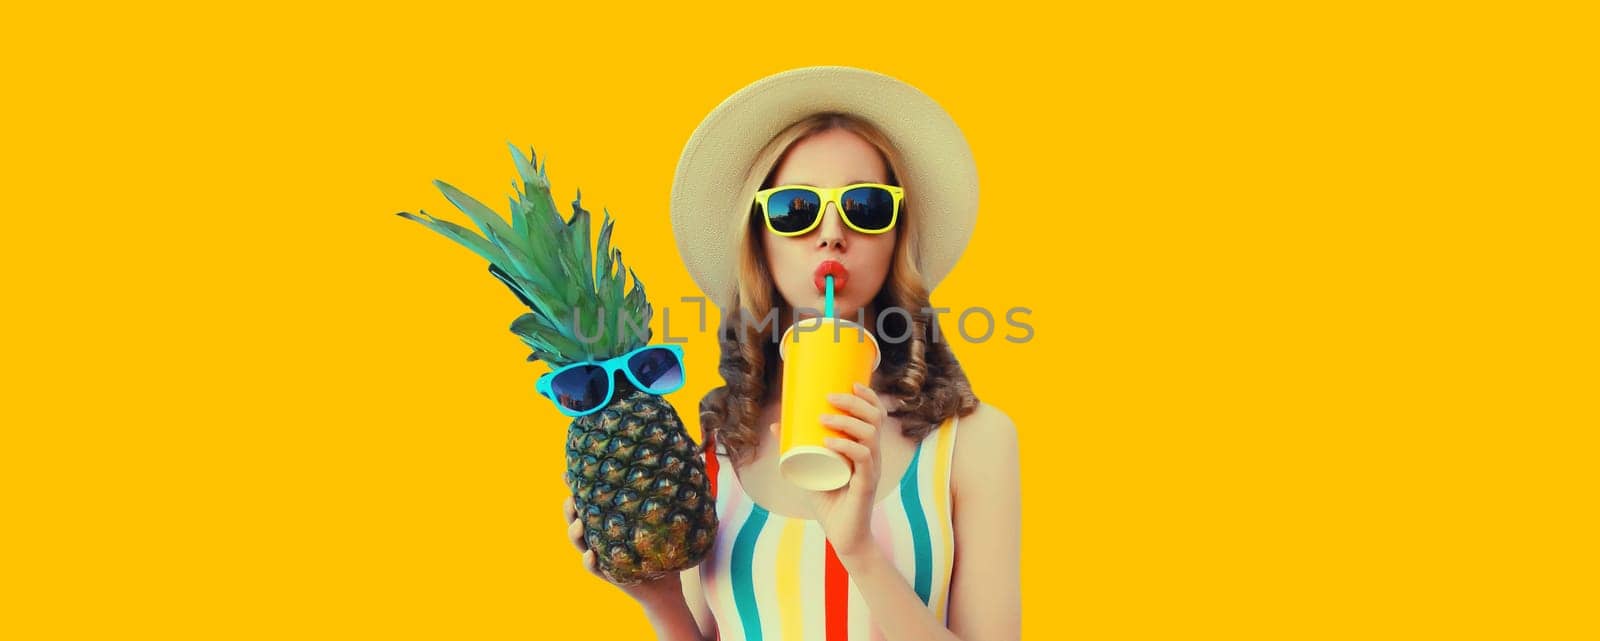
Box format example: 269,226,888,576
790,179,878,187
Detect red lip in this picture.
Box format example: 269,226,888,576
813,260,849,294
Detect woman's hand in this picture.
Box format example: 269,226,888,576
772,382,888,561
564,496,685,606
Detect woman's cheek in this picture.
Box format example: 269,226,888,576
764,243,803,291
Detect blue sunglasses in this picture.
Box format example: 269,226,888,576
535,344,686,417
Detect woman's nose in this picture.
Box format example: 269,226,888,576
816,203,847,249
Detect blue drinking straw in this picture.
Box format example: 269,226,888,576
824,275,835,318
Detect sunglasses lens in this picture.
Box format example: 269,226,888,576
841,186,897,231
764,188,823,234
627,347,683,393
548,364,612,413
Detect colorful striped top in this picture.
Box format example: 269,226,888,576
698,413,960,641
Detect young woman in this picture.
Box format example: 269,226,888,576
565,66,1021,641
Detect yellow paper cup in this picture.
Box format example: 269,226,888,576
777,316,882,491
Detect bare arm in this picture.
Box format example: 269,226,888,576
680,564,718,640
634,573,709,641
565,497,710,641
838,550,962,641
836,402,1022,641
945,404,1022,641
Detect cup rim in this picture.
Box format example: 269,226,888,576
779,446,852,492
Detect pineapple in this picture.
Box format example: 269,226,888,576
397,143,716,585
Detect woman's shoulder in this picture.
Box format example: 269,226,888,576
950,402,1020,495
953,401,1018,448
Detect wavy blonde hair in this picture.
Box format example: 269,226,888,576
698,112,979,467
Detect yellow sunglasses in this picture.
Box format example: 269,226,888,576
752,182,904,237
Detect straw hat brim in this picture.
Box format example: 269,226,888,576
669,65,978,310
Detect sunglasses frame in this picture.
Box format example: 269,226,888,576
752,182,904,237
534,343,686,418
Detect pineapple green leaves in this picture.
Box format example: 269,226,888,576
397,143,653,366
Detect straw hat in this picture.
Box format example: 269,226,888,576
669,65,979,310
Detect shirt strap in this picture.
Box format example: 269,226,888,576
702,431,719,500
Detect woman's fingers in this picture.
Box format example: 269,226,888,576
825,436,875,471
568,515,587,552
571,498,601,580
827,390,882,425
826,436,877,496
568,499,620,585
820,413,876,442
852,382,885,412
566,497,592,564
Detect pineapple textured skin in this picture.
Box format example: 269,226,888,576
565,378,717,585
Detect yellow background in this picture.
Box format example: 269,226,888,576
3,1,1594,638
